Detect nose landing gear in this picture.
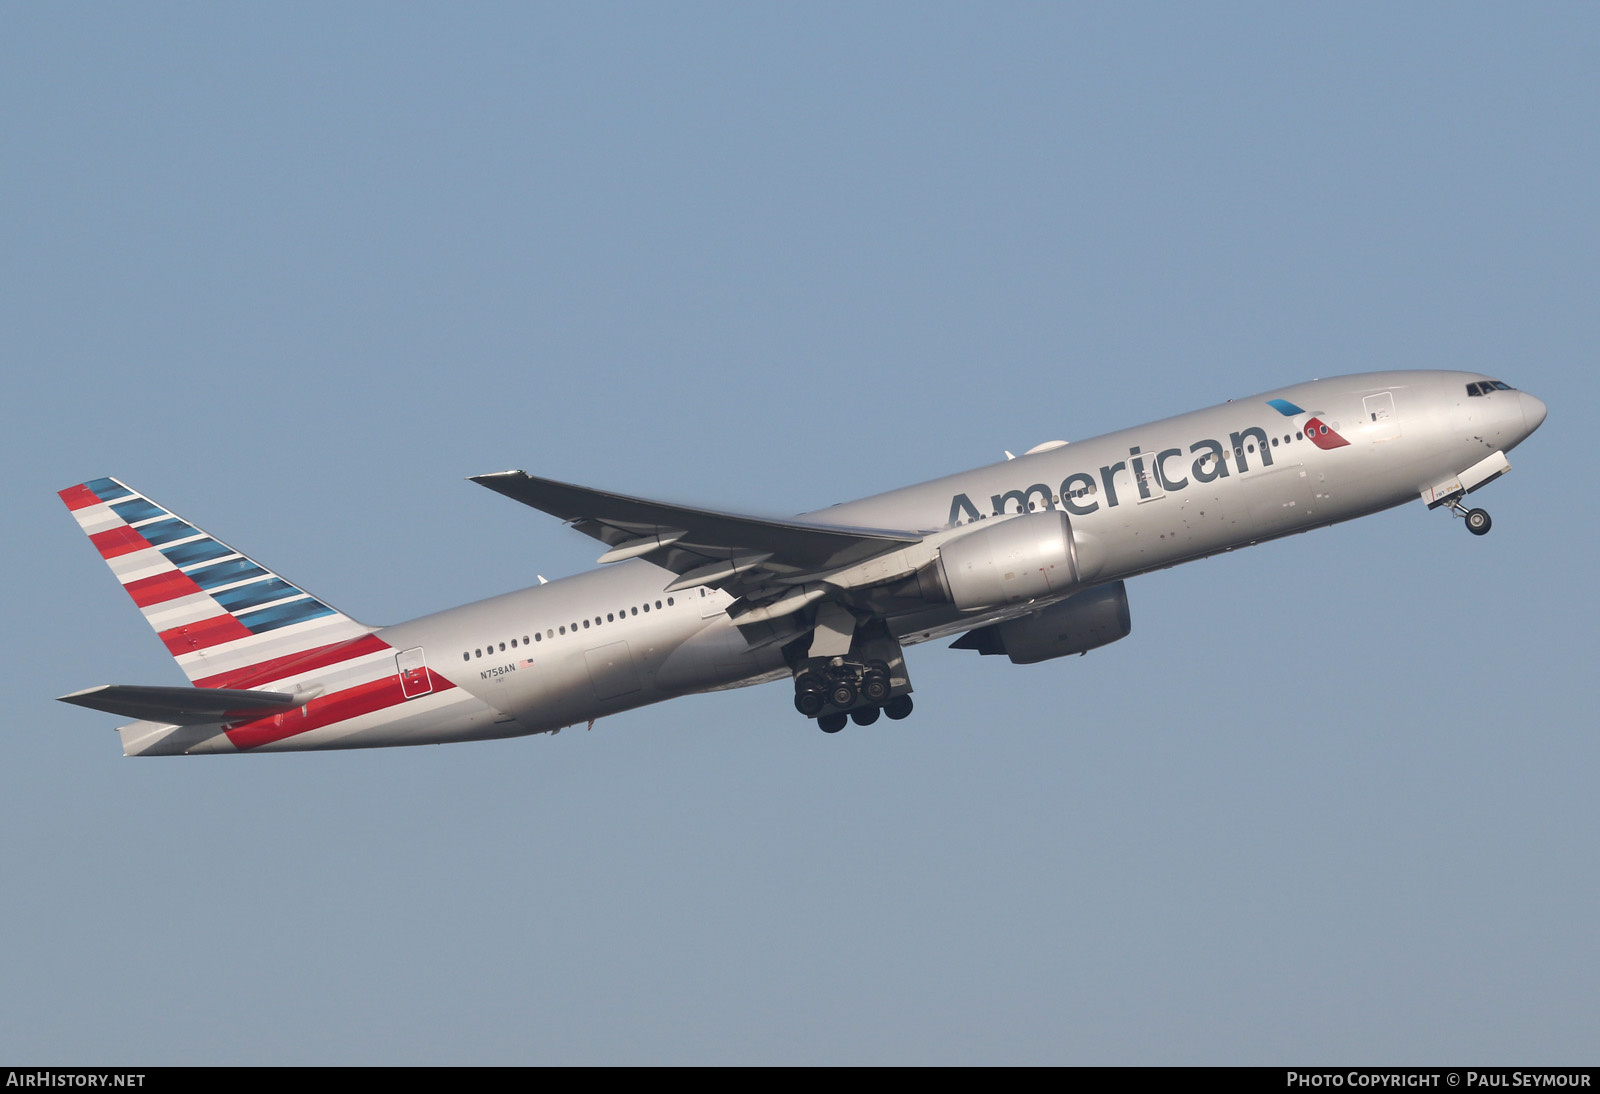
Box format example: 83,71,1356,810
1423,452,1509,537
1445,496,1493,536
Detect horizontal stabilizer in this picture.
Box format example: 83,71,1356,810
58,684,303,725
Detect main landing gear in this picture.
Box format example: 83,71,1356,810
812,694,914,734
790,613,915,734
794,662,915,732
793,660,888,716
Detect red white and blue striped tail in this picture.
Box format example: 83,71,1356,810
58,477,378,689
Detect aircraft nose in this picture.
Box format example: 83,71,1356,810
1520,391,1548,435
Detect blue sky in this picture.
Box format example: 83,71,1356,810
3,3,1595,1064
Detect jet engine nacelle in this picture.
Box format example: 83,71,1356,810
933,510,1103,612
952,580,1131,665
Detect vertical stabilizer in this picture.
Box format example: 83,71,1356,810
58,477,378,688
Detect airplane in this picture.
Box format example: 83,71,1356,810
57,370,1546,756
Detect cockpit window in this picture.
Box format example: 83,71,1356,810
1468,380,1516,396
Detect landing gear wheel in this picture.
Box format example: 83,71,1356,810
861,671,891,705
793,672,827,717
1465,508,1492,536
817,712,847,734
850,706,880,727
794,688,825,717
884,695,914,721
828,679,858,709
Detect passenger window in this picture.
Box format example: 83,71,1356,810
462,652,469,662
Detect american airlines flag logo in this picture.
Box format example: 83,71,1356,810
1266,398,1349,450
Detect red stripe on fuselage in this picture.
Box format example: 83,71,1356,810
159,614,254,655
89,526,150,559
58,484,102,511
193,632,391,690
225,670,458,750
124,569,204,607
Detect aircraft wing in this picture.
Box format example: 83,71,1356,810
471,471,926,604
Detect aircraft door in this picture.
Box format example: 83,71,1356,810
1363,392,1400,441
1110,448,1166,506
396,647,434,699
700,586,731,619
1132,454,1165,503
